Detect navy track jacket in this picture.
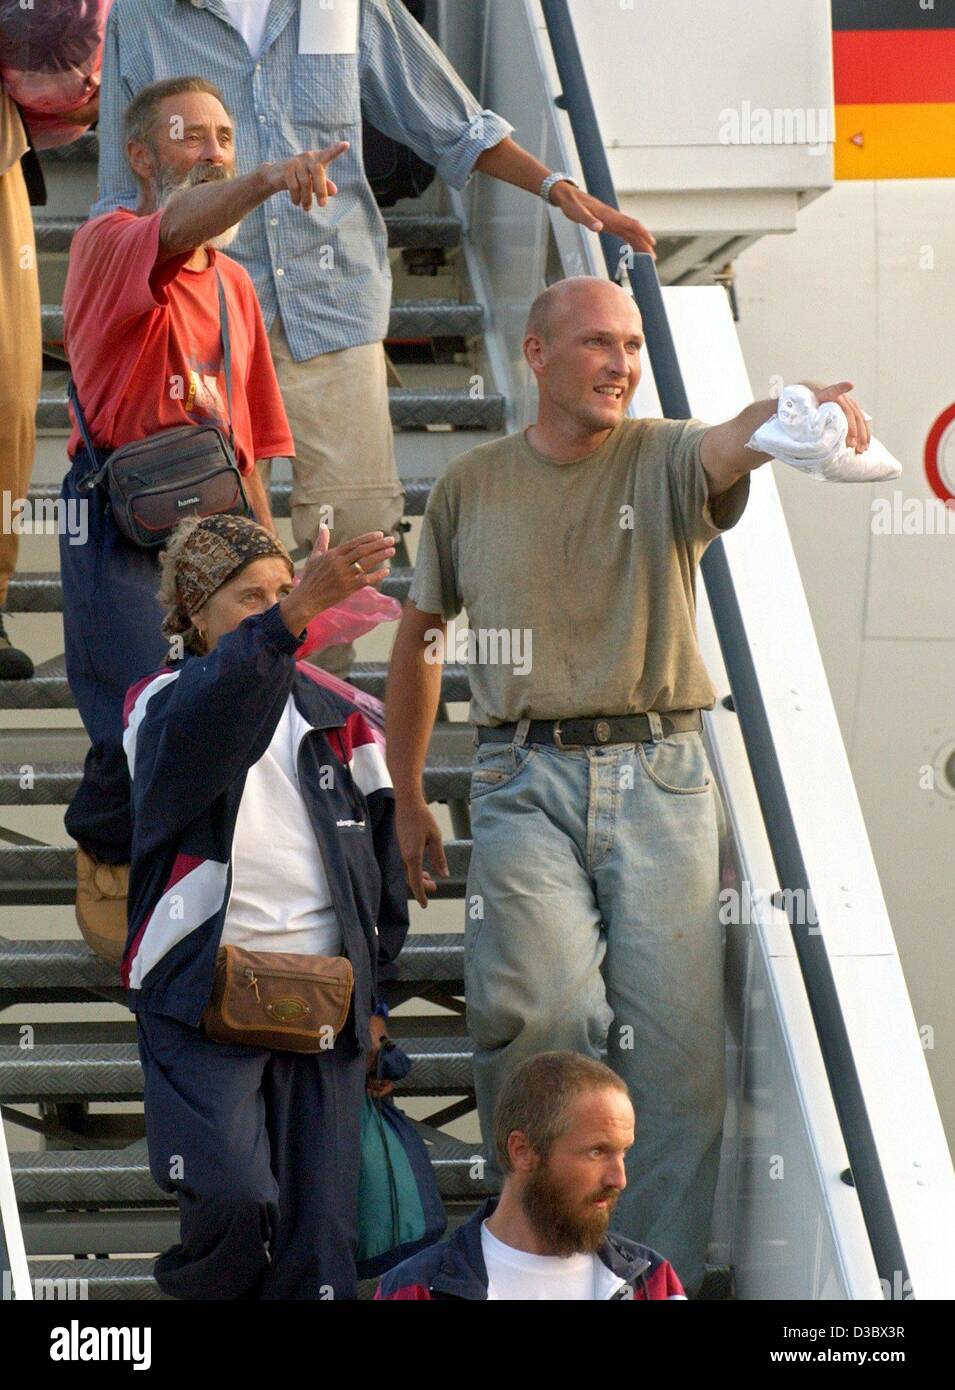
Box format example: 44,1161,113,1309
375,1199,687,1300
120,603,409,1051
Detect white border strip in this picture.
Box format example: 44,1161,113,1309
0,1117,32,1300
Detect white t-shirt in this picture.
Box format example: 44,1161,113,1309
219,0,272,60
222,695,343,956
481,1222,627,1301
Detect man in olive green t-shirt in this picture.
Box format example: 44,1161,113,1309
384,276,869,1292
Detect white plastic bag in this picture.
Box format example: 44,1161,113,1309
746,384,902,483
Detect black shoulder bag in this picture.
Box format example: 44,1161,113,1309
69,270,252,549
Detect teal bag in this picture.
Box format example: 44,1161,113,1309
357,1042,447,1278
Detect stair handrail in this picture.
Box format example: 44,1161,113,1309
539,0,909,1296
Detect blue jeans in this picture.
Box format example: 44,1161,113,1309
60,452,168,863
465,730,727,1293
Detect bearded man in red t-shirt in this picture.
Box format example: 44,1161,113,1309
61,75,347,959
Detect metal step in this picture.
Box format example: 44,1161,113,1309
23,1253,732,1301
38,382,505,433
387,300,483,340
0,748,470,806
25,476,435,519
27,1257,166,1300
0,840,470,907
0,705,471,775
33,208,463,254
12,1131,488,1209
42,299,483,349
0,1037,476,1104
0,933,465,999
23,1255,466,1301
0,657,472,713
23,1255,734,1301
0,656,88,711
5,566,414,616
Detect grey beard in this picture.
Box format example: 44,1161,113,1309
154,159,240,250
207,223,240,250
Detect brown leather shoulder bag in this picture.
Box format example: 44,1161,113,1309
202,945,355,1053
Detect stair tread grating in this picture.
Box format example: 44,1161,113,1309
0,754,472,805
33,205,464,251
13,1130,489,1208
5,567,414,614
25,475,435,518
0,659,473,712
42,299,484,346
0,1037,477,1103
0,933,465,991
0,841,471,910
38,385,505,434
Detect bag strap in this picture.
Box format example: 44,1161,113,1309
66,260,237,487
11,101,47,207
372,1048,401,1249
215,268,236,451
67,378,110,489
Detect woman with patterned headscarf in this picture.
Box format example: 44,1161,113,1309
122,513,408,1301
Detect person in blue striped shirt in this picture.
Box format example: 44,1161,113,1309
92,0,655,674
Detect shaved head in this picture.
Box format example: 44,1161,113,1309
522,277,644,451
526,276,640,345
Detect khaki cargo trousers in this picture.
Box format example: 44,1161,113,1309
261,320,405,674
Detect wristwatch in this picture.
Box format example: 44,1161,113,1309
540,171,579,204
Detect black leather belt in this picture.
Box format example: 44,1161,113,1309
476,710,703,749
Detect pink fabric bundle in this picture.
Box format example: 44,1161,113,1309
295,584,401,662
298,663,388,740
294,586,403,738
0,1,113,149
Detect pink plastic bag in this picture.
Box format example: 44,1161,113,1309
297,664,387,741
293,586,402,739
295,585,402,661
0,1,113,149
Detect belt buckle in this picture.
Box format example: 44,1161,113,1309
552,720,566,751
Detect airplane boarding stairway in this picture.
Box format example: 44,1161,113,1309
1,0,954,1301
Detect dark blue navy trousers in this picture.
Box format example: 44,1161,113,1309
59,451,168,863
137,1011,367,1301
